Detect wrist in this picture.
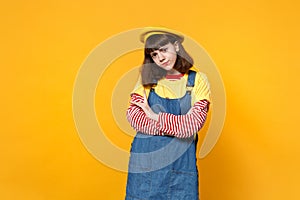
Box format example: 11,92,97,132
150,112,159,121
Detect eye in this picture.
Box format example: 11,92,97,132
160,47,168,53
150,52,157,58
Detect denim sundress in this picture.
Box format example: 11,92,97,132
126,71,199,200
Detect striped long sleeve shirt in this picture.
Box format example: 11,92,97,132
126,93,209,138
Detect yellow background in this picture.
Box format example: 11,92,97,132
1,0,299,199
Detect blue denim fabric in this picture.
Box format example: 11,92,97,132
126,71,199,200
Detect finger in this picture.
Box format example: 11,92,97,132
130,101,140,106
187,107,193,115
143,90,148,100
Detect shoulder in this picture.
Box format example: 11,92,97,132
189,67,211,102
195,71,210,86
189,67,210,87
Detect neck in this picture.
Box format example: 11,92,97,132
166,69,181,75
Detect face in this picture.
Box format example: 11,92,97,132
150,42,179,72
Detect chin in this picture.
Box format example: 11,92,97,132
163,65,174,71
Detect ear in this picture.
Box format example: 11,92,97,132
174,41,179,52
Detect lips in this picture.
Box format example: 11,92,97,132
161,60,170,66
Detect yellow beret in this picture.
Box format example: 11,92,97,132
139,27,184,43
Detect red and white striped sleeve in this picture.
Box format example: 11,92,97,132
157,99,210,138
126,93,209,138
126,93,162,135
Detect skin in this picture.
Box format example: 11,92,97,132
149,42,180,75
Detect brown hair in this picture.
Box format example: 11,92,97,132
141,34,194,86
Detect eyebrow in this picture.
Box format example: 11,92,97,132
158,44,169,49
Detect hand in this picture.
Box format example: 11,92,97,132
130,90,159,121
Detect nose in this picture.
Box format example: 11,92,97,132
157,52,165,62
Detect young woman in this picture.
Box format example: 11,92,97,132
125,27,211,200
